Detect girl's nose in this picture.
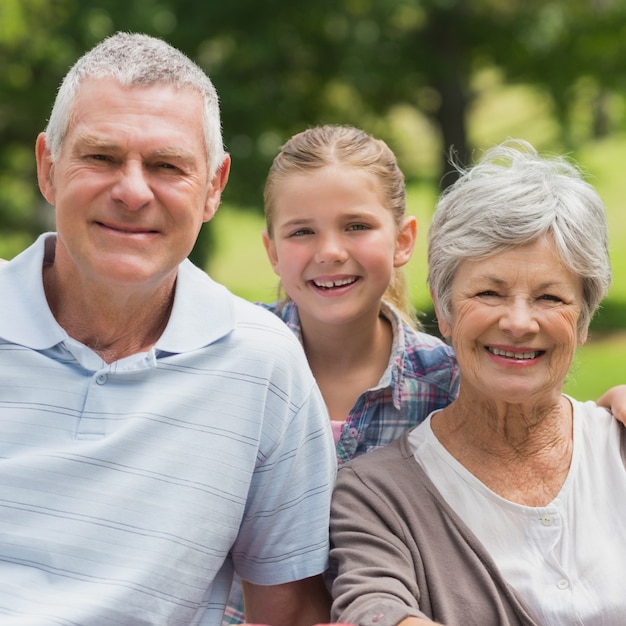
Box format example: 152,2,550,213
314,233,349,264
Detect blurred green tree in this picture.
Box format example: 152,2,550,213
1,0,625,266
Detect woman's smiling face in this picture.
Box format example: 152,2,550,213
438,235,586,405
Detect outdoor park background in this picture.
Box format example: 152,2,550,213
1,0,625,400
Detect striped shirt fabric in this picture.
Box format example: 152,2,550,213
222,299,459,624
0,234,336,626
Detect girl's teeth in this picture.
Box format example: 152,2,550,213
314,278,355,288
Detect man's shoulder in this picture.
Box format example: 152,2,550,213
162,262,303,357
230,292,300,337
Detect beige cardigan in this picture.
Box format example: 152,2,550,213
330,422,626,626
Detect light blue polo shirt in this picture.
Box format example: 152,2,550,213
0,233,336,625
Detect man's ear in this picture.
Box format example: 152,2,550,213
262,231,280,276
203,155,231,222
393,215,417,268
36,133,56,205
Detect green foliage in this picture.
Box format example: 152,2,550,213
2,0,626,267
0,0,623,403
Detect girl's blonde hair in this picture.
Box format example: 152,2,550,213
264,124,418,328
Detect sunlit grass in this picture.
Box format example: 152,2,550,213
208,205,278,304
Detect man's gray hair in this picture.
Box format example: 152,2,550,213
45,32,225,177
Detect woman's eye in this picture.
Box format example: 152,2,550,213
539,294,562,303
477,290,499,297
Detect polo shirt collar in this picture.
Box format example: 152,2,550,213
0,233,235,355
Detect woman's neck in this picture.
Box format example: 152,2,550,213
431,394,574,506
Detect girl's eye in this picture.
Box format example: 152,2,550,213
290,228,314,237
347,224,369,232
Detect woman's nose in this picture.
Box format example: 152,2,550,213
498,298,540,336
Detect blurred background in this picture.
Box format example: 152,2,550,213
1,0,625,397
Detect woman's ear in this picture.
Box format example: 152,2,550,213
393,216,417,268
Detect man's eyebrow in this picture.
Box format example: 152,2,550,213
75,134,118,151
75,135,196,161
151,147,196,161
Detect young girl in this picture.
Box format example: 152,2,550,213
260,124,459,458
223,125,626,625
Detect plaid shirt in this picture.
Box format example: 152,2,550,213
222,299,459,624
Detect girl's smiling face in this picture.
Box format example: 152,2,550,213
263,165,415,329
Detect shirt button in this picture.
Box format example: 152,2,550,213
96,374,107,385
557,579,569,590
540,515,554,526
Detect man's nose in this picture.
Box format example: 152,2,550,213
110,161,154,210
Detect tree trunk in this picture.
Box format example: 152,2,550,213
423,8,472,190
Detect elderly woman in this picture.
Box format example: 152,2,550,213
329,140,626,626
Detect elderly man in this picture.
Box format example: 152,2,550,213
0,32,335,626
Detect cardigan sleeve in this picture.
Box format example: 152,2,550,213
329,463,428,626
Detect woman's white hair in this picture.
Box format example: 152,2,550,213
45,32,225,177
428,139,611,335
